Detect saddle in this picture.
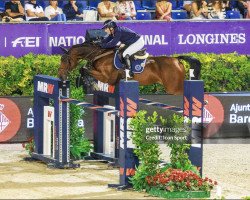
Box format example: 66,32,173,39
114,46,148,74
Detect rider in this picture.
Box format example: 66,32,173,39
100,20,145,77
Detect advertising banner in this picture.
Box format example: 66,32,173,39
1,21,249,57
48,22,171,55
203,93,250,140
0,24,48,57
171,21,250,54
0,97,33,143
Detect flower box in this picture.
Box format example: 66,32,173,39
149,187,210,199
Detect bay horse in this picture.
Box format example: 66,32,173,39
58,43,201,94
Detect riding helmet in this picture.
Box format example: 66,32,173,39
102,20,117,29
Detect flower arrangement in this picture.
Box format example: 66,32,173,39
130,111,218,198
146,168,217,192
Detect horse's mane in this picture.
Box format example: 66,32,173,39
71,42,94,49
69,42,114,60
71,42,111,51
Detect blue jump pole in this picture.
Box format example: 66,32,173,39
183,80,204,175
108,80,140,189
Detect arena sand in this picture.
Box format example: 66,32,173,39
0,143,249,199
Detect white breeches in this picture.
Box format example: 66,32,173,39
122,36,144,57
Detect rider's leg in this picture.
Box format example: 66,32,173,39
122,37,144,77
124,54,133,77
123,37,145,56
124,54,131,70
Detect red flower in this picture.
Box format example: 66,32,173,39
166,186,172,191
214,181,218,185
198,181,202,186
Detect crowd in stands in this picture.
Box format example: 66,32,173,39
0,0,249,22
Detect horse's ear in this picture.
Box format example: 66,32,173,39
59,45,69,54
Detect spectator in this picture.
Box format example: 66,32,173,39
45,0,66,21
155,0,172,21
239,0,250,18
183,0,193,12
190,0,208,19
63,0,84,21
25,0,49,21
236,0,247,17
5,0,25,22
115,0,136,20
223,0,231,11
246,1,250,18
97,0,117,21
208,0,226,19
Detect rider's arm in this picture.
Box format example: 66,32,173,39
100,31,121,49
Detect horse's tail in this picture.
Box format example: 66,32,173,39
59,45,69,54
178,56,201,80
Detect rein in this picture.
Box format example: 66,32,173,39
92,50,114,62
83,47,100,61
80,45,114,68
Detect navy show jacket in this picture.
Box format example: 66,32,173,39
100,26,141,49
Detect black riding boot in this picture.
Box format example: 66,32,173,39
124,54,134,77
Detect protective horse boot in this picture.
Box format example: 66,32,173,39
124,54,134,77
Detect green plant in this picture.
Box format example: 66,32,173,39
69,86,92,159
163,114,199,174
129,111,161,191
22,137,34,156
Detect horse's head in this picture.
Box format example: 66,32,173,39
58,42,103,81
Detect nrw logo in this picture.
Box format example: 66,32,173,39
37,81,55,94
97,81,115,93
12,37,41,47
0,99,21,142
0,104,10,134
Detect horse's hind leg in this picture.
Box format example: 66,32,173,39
164,83,183,95
161,61,185,95
162,72,184,95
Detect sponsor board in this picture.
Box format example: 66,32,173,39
0,97,29,143
1,21,249,57
203,94,250,138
